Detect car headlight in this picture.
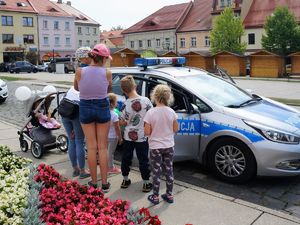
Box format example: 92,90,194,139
244,120,300,144
0,82,6,87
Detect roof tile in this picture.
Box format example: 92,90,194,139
29,0,71,17
0,0,36,13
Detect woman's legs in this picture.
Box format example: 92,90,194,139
81,123,97,184
96,122,110,184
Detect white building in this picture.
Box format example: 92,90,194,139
54,0,100,49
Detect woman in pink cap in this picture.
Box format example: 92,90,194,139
74,43,112,192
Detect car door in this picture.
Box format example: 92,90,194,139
24,62,32,72
145,76,201,161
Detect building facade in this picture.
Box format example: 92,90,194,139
0,0,38,63
30,0,75,61
55,0,100,49
100,30,124,49
122,2,192,55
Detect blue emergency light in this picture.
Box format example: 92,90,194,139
134,57,186,69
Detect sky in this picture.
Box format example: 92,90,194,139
69,0,189,31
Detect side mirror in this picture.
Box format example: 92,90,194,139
190,103,200,114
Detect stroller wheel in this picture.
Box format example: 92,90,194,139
57,134,68,152
31,141,43,158
20,139,29,152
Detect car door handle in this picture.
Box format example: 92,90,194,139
202,123,210,128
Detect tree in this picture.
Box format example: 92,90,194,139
26,52,38,65
210,7,246,55
262,6,300,73
110,25,124,31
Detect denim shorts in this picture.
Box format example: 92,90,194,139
79,98,111,124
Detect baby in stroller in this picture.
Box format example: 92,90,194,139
17,89,68,159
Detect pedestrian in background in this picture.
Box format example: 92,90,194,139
74,43,112,192
119,75,153,192
107,93,123,173
75,46,91,68
144,84,178,205
60,86,90,179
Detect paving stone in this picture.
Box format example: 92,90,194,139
285,204,300,217
282,193,300,205
265,186,287,199
261,196,286,210
253,213,300,225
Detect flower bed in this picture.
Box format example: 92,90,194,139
0,146,161,225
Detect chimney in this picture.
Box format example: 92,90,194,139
67,1,71,5
57,0,62,3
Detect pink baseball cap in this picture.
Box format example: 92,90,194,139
91,44,112,60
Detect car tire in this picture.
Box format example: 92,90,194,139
9,70,13,74
64,67,69,74
208,137,256,184
33,69,38,73
31,141,43,158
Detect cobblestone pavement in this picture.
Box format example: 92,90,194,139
2,81,300,219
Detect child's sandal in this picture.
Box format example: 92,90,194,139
161,193,174,203
147,194,159,205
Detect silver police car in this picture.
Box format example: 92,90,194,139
112,57,300,183
0,78,8,103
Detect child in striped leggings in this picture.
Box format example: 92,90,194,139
144,84,178,205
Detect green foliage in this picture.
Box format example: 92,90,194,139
262,6,300,56
210,7,246,55
25,52,38,65
110,25,124,31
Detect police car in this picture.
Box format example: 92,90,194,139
0,78,8,103
111,57,300,183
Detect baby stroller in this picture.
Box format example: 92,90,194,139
17,91,68,158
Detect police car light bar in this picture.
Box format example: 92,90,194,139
134,57,186,68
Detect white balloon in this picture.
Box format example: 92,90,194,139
43,85,57,93
15,86,32,101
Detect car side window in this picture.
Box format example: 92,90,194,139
195,98,212,113
112,74,144,96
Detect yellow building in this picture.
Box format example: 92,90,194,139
0,0,38,63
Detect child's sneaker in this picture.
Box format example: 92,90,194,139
147,194,159,205
161,193,174,203
87,181,98,188
120,179,131,189
72,169,80,177
142,183,152,192
108,167,121,174
102,182,111,193
79,172,90,179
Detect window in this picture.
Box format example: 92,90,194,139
17,2,26,6
86,40,90,46
220,0,225,7
23,35,34,44
66,37,71,45
2,16,13,26
227,0,232,6
180,38,185,48
43,36,49,45
79,40,82,46
55,37,60,45
191,37,197,47
2,34,13,43
205,36,210,47
43,20,48,29
93,28,97,35
248,33,255,45
130,41,134,48
23,17,33,27
164,38,170,50
147,40,151,47
54,21,59,30
65,21,70,30
86,27,90,34
0,1,7,5
139,40,143,48
78,27,82,34
156,39,160,47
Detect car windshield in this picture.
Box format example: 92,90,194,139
176,74,255,107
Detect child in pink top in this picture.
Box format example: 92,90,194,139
144,84,178,205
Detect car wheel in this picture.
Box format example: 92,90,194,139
33,69,38,73
57,134,68,152
20,139,29,152
9,70,13,74
64,67,69,74
31,141,43,158
208,137,256,184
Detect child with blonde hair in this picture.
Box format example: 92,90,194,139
107,93,122,173
144,84,178,204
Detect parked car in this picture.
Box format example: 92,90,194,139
0,63,10,72
112,57,300,183
10,61,38,73
37,62,49,72
47,57,75,73
0,79,8,103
